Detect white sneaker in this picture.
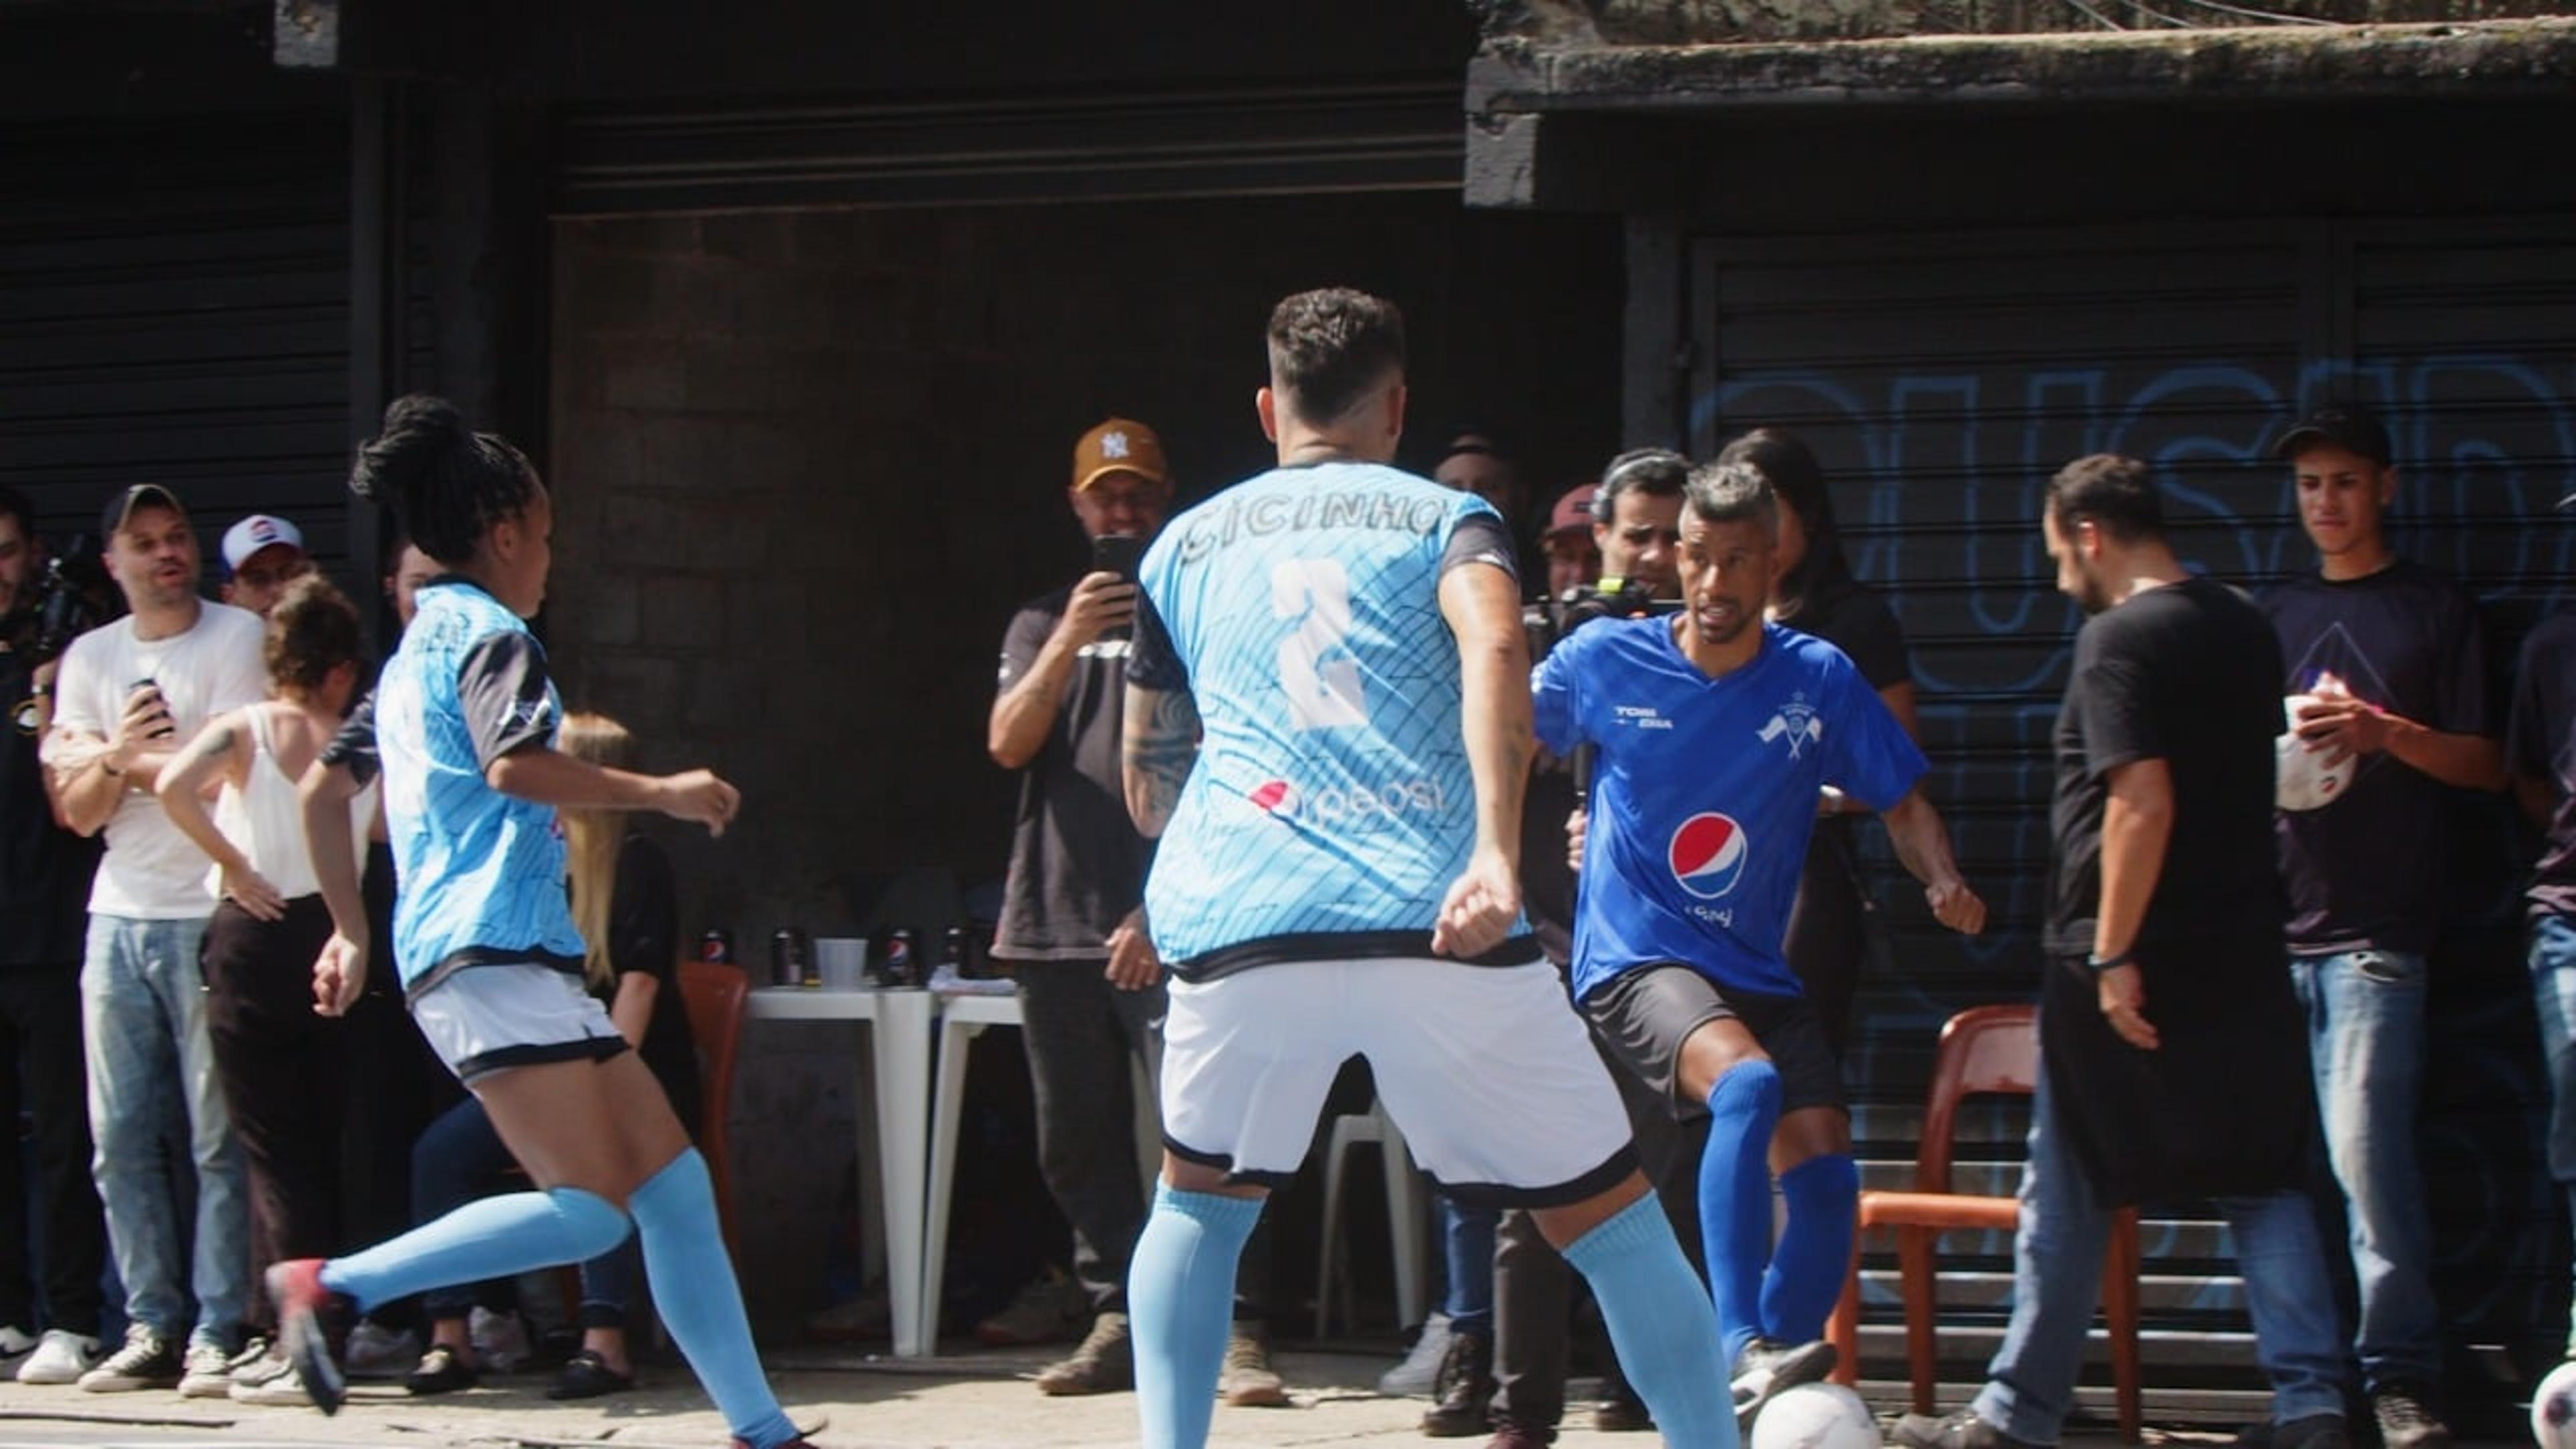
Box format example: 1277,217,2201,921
345,1322,422,1380
16,1329,99,1385
176,1339,237,1399
468,1307,530,1374
0,1325,36,1360
228,1354,312,1406
77,1324,178,1391
1378,1311,1454,1397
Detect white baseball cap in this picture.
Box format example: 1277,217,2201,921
221,514,306,574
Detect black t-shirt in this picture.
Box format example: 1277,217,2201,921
2047,577,2286,958
1782,578,1911,692
991,587,1152,961
2261,560,2492,956
0,645,99,968
592,834,701,1136
321,690,380,785
2512,612,2576,923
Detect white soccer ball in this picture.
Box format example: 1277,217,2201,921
2276,695,2355,812
2532,1358,2576,1449
1751,1382,1882,1449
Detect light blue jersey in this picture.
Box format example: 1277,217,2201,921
378,580,585,994
1128,460,1530,977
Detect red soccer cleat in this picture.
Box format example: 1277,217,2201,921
264,1258,352,1415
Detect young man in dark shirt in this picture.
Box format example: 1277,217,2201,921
2263,406,2503,1449
987,419,1282,1404
0,490,107,1385
2510,501,2576,1364
1898,455,2346,1449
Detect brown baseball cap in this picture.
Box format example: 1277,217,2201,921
1547,485,1599,539
1072,418,1169,492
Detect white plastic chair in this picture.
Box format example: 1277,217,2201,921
1313,1097,1429,1337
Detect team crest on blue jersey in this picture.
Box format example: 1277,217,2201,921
1668,812,1750,900
1758,692,1823,759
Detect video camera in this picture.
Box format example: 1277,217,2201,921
3,533,110,664
1523,575,1683,663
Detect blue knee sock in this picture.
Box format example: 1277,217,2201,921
1130,1182,1263,1449
321,1187,629,1316
1760,1152,1858,1344
1562,1190,1739,1449
1699,1059,1782,1364
630,1149,798,1449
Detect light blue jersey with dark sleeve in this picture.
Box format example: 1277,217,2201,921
376,578,586,995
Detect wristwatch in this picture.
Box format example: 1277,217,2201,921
2086,948,2137,974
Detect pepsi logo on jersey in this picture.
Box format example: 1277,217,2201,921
1668,812,1750,902
1247,775,1446,828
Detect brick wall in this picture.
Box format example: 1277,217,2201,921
544,194,1618,1324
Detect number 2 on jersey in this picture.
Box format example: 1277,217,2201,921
1273,557,1367,730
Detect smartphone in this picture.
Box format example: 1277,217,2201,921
1090,534,1144,582
130,677,174,739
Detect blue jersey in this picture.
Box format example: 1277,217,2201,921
377,580,585,994
1535,618,1926,1002
1129,461,1530,976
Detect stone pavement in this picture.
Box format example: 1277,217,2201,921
0,1343,1682,1449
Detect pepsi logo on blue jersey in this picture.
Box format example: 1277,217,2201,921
1534,616,1926,1002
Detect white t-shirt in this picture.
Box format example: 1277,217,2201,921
52,602,270,919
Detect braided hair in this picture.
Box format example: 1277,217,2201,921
349,395,541,566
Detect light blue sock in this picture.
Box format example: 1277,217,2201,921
1130,1182,1264,1449
320,1186,629,1315
1562,1189,1740,1449
1761,1152,1859,1344
631,1149,798,1449
1699,1059,1782,1363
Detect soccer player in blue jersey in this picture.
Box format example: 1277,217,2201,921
262,397,804,1449
1119,288,1737,1449
1539,460,1985,1427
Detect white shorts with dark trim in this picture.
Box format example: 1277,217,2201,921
1160,957,1638,1208
411,962,629,1084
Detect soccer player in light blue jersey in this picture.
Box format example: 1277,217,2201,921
1542,461,1984,1428
1117,288,1738,1449
262,397,802,1449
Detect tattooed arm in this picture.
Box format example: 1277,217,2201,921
1122,682,1201,839
156,706,286,920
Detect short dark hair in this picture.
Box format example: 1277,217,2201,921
2047,453,2164,543
0,486,36,543
264,574,365,696
1266,288,1405,426
1684,460,1780,535
1590,448,1690,523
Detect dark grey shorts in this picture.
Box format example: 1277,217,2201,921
1581,963,1846,1119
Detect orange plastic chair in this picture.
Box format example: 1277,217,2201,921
1827,1004,2141,1442
678,957,749,1262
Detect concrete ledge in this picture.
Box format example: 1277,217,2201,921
1473,15,2576,109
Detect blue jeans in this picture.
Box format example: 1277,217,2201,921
411,1095,639,1329
81,914,248,1348
1977,1063,2347,1444
1440,1197,1496,1337
2528,916,2576,1354
2289,950,2440,1389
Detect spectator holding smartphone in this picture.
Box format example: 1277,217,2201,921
42,484,268,1396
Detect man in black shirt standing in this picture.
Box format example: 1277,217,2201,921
2510,508,2576,1363
2263,405,2501,1449
1898,455,2346,1449
987,419,1281,1405
0,488,106,1385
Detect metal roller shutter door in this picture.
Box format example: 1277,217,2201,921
1689,219,2573,1409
